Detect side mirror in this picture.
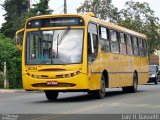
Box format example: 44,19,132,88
15,28,24,51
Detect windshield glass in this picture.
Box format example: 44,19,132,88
26,29,83,65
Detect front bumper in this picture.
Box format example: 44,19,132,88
22,73,90,91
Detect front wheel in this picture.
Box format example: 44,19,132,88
92,75,106,99
44,90,59,101
122,73,138,93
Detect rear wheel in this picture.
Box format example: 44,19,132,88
44,91,59,101
92,75,106,99
122,73,138,93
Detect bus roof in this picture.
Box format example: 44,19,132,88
26,13,147,39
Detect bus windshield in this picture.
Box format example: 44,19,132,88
26,29,83,65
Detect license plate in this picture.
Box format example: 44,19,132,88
46,81,58,86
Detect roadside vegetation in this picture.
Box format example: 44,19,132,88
0,0,52,88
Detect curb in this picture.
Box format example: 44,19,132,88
0,89,25,93
0,89,43,93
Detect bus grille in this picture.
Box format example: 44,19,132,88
32,82,76,87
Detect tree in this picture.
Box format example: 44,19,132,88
0,0,53,38
31,0,53,15
0,0,53,89
0,33,22,88
0,0,29,38
16,0,53,32
117,1,160,54
77,0,119,22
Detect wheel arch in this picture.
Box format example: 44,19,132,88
102,70,109,88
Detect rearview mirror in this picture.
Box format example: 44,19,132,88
15,28,24,51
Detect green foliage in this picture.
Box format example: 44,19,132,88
77,0,119,22
0,0,29,38
0,0,52,89
17,0,53,29
8,57,22,89
117,1,160,54
0,0,53,39
31,0,53,15
0,33,22,89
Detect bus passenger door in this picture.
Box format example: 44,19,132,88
88,23,103,90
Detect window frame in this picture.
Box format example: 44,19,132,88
132,36,139,56
126,34,133,56
119,32,127,55
99,26,111,52
109,29,120,54
87,22,99,64
142,39,148,57
89,22,148,58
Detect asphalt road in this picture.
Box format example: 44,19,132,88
0,83,160,119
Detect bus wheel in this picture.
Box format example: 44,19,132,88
93,75,106,99
44,90,59,101
122,73,138,93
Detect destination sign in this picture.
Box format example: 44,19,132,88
27,17,84,28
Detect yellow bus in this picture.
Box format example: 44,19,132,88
16,12,148,100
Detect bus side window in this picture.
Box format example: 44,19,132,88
133,36,139,56
88,23,98,63
88,33,92,55
110,29,119,54
120,32,127,55
142,39,148,56
126,35,133,55
99,26,110,52
138,38,143,56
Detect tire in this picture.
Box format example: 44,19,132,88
92,75,106,99
122,73,138,93
44,90,59,101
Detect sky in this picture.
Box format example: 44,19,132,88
0,0,159,28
